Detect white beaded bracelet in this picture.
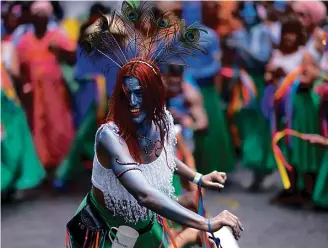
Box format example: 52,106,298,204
192,172,203,184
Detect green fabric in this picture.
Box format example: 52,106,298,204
61,63,80,94
290,90,325,189
235,74,275,173
193,84,235,174
71,191,167,248
1,91,46,192
172,173,183,197
55,105,97,181
313,150,328,208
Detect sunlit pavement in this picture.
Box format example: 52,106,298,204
2,169,328,248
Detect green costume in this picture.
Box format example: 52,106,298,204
290,89,325,190
313,149,328,208
172,174,183,197
70,191,167,248
1,90,46,193
194,84,236,175
235,74,276,174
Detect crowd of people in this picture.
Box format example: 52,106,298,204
1,0,328,217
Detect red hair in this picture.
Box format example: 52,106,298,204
107,59,169,163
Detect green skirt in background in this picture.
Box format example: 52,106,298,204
172,173,183,197
70,191,167,248
313,149,328,208
1,91,46,192
290,90,325,190
55,105,97,182
194,84,235,175
234,74,275,173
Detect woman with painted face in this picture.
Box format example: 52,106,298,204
66,2,243,248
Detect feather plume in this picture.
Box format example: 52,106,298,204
80,1,208,72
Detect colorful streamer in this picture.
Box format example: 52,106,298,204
1,62,20,105
239,68,257,106
272,129,328,189
227,69,258,115
313,76,328,137
195,179,220,248
274,66,303,101
284,78,300,146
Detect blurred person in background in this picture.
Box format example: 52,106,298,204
267,15,327,206
226,3,280,191
1,3,20,82
182,1,236,177
265,16,306,83
164,63,208,192
16,1,76,170
312,27,328,209
215,1,249,153
265,15,307,204
70,3,111,128
54,9,129,190
293,1,327,63
1,61,46,202
284,52,326,208
1,1,22,41
9,1,59,47
165,63,208,150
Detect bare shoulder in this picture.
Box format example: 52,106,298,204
95,122,128,157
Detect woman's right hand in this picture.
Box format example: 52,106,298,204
209,210,243,240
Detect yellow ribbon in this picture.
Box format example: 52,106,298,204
272,129,328,189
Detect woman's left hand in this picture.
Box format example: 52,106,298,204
201,171,227,190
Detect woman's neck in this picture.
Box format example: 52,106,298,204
280,46,300,55
136,120,153,137
33,24,48,39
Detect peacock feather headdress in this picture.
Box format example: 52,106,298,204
81,1,208,74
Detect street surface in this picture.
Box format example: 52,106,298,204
2,169,328,248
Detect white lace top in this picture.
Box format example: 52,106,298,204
91,109,177,223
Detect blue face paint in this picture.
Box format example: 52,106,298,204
123,77,147,124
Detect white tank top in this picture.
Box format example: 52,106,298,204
270,48,305,74
91,109,177,223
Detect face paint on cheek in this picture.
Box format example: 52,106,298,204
123,77,147,124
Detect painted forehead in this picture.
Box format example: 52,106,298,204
123,77,141,90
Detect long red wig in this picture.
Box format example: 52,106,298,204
107,59,169,163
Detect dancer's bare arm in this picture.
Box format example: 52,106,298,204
95,127,242,236
174,158,227,190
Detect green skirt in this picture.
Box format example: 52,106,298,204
194,84,235,174
70,191,167,248
172,173,183,197
1,92,46,192
313,150,328,208
290,91,325,189
234,74,275,173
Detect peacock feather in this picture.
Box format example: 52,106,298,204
80,1,208,72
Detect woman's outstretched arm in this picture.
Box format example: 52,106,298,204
174,157,227,190
95,127,242,236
